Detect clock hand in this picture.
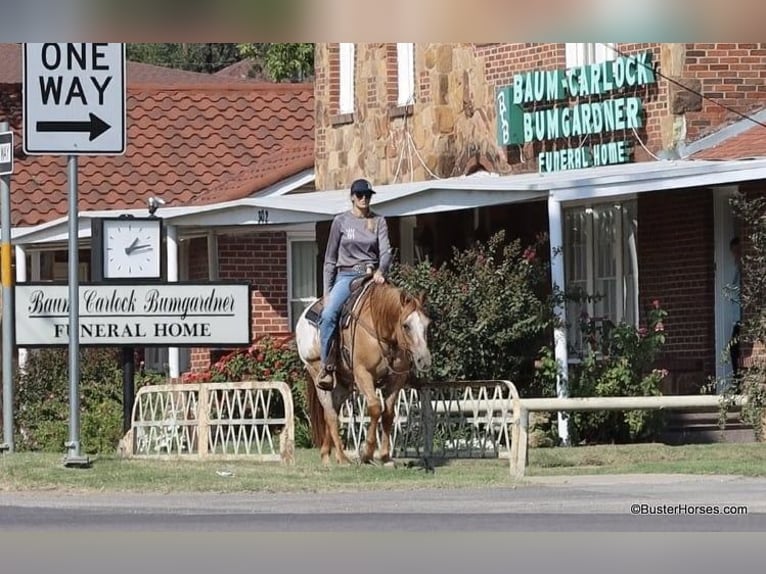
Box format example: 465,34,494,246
126,243,152,255
124,238,140,254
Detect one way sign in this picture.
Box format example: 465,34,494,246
23,43,126,155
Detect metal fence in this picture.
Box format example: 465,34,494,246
124,380,295,463
338,380,519,460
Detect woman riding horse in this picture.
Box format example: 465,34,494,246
317,178,392,390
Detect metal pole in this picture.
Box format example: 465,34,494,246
1,121,13,453
64,154,89,467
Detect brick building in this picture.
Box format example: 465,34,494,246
0,43,320,380
301,42,766,412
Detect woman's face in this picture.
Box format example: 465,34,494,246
352,191,372,210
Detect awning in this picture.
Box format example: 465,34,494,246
11,157,766,245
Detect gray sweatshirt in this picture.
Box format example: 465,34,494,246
323,210,393,295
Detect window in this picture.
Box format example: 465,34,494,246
396,42,415,106
565,43,617,68
564,200,638,356
339,43,355,114
288,233,318,331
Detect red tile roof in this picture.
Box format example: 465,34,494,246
0,45,315,228
690,123,766,160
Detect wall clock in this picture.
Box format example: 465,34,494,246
100,216,163,280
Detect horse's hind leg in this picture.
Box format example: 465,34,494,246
317,386,352,465
355,368,382,464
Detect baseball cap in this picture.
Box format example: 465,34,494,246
350,178,376,195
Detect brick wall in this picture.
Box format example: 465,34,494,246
185,232,289,372
684,43,766,142
637,189,716,390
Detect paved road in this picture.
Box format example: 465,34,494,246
1,473,764,531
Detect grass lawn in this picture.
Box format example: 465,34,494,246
2,442,766,493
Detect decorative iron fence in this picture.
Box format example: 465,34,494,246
124,380,295,463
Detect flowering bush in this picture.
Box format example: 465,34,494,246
181,335,313,447
388,230,554,388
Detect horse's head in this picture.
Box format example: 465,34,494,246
399,290,432,373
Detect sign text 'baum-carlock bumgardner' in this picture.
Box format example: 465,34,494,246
15,283,251,347
495,51,657,173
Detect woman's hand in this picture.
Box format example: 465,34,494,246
373,270,385,284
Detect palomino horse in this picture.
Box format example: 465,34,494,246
295,280,431,465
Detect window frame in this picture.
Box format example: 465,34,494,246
339,43,355,114
563,197,639,359
396,42,415,107
287,230,319,331
565,42,617,68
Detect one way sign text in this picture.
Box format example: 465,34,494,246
23,43,126,155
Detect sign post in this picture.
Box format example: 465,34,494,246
23,43,126,467
0,125,13,453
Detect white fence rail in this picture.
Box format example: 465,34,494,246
123,380,295,463
510,394,749,478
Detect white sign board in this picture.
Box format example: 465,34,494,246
15,283,252,347
23,43,126,155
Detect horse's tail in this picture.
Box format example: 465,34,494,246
305,376,326,447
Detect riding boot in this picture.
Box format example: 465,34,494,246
317,363,335,391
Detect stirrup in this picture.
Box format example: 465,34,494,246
317,364,335,391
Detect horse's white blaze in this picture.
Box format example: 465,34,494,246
295,306,320,364
405,310,431,372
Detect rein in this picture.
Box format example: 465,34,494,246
349,290,415,377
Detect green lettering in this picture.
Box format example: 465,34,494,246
625,57,638,87
636,51,655,85
626,97,642,129
601,60,614,93
534,70,545,102
523,112,534,143
578,66,589,97
524,72,534,104
591,102,603,133
603,100,616,132
571,104,583,136
614,99,626,130
581,103,593,134
590,64,603,96
546,70,563,101
613,58,626,89
561,107,571,138
566,69,578,97
546,107,560,140
512,74,524,104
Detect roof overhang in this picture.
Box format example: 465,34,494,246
11,158,766,247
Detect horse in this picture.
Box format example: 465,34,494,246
295,279,432,466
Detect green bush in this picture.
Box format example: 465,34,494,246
388,230,554,391
538,300,669,444
14,347,138,453
182,335,313,448
728,192,766,438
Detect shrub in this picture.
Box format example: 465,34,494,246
388,230,554,390
181,335,313,448
727,192,766,438
14,347,144,453
538,300,669,444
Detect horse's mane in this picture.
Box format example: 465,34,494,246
364,282,420,343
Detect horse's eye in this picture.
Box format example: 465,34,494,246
403,323,410,331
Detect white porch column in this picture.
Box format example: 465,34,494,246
14,246,27,373
166,225,180,380
547,194,570,446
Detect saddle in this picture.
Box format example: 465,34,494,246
305,275,374,371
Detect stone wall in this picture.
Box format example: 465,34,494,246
315,43,513,191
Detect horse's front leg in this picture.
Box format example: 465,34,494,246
355,367,381,464
379,389,398,465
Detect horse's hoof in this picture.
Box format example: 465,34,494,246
383,460,397,469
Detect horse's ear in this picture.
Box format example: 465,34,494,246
418,290,427,306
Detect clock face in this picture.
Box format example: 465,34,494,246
102,218,162,279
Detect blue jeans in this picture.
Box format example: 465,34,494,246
319,271,363,365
